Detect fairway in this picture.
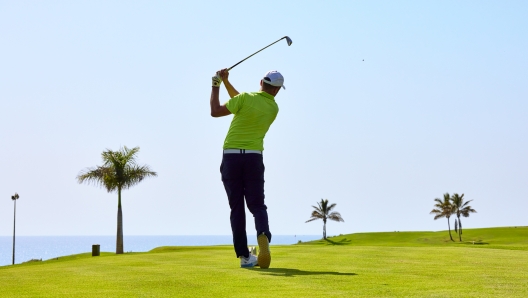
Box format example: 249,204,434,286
2,228,528,297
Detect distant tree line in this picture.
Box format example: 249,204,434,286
430,193,476,241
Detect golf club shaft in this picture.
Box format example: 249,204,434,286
227,37,289,71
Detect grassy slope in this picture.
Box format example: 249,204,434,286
1,227,527,297
304,226,528,250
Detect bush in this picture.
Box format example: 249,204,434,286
23,258,42,263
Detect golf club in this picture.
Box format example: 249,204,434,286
227,36,292,71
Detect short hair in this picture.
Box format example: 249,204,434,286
262,77,280,92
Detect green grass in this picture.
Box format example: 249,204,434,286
2,227,528,297
304,226,528,250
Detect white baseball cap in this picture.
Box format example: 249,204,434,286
262,70,285,90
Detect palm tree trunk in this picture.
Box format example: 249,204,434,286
447,217,454,241
116,187,124,254
459,218,463,239
458,216,462,242
323,220,327,239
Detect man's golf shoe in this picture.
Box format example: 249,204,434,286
257,233,271,269
240,253,258,268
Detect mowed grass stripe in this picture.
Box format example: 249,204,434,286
2,243,528,297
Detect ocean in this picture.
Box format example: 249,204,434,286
0,235,320,266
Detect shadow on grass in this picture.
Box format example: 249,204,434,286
324,238,352,245
246,267,357,277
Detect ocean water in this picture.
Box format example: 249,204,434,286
0,235,320,266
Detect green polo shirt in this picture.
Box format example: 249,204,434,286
223,91,279,151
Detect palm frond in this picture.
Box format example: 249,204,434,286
430,193,454,220
311,205,322,212
306,209,325,223
313,209,324,216
461,207,477,217
461,199,472,208
431,211,444,220
123,146,140,161
77,146,156,193
317,201,324,211
76,167,103,184
326,203,337,213
328,212,344,222
432,198,443,207
430,209,441,215
121,165,157,189
77,166,119,192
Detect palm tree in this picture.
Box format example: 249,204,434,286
451,193,477,242
430,193,455,241
77,146,157,254
305,199,344,239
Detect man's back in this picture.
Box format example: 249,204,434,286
223,91,279,151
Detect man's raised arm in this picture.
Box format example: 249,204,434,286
219,69,239,98
210,70,232,117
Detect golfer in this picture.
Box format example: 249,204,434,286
210,68,284,268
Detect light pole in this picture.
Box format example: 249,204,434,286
11,193,19,265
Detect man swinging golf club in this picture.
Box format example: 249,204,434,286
210,68,284,268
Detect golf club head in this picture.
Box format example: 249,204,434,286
285,36,293,46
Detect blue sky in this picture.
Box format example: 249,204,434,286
1,1,527,237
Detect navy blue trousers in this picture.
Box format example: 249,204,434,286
220,153,272,258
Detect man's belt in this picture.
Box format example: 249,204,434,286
223,149,262,154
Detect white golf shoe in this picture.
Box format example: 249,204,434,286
240,253,258,268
